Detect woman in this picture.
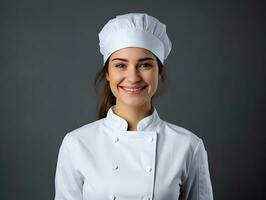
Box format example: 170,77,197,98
54,13,213,200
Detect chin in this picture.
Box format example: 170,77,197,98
120,98,149,109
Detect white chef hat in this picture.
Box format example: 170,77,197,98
98,13,172,64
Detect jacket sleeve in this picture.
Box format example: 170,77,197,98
54,134,84,200
179,139,213,200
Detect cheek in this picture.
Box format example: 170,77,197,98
108,81,118,99
108,72,121,86
151,79,159,92
145,75,159,95
108,73,122,96
148,72,159,86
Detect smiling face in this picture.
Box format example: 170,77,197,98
105,47,161,109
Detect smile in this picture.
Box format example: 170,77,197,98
119,86,147,94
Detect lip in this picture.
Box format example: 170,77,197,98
120,85,147,89
119,85,147,94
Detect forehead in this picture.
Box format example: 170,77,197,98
109,47,156,60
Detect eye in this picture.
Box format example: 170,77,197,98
139,63,152,69
115,63,126,69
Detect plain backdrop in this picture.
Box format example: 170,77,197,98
0,0,265,199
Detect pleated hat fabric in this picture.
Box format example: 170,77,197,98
98,13,172,64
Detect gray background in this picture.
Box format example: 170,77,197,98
1,0,265,199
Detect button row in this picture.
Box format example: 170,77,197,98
112,164,152,172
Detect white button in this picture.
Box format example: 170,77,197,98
145,167,152,172
147,137,153,142
109,194,116,200
112,165,118,170
113,137,119,143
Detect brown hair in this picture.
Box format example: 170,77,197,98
94,56,167,119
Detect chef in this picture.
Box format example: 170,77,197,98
54,13,213,200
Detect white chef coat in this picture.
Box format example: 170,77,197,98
54,106,213,200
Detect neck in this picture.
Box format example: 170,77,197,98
114,101,153,131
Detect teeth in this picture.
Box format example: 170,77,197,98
122,87,143,92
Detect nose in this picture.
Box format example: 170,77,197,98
126,67,141,83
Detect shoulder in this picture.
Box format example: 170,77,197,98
64,118,105,142
160,119,202,152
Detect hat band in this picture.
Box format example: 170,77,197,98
100,29,165,64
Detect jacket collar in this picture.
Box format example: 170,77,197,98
103,105,162,132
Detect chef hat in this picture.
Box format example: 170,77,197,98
98,13,172,64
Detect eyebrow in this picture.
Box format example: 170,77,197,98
111,57,155,62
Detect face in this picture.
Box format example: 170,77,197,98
106,47,161,109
